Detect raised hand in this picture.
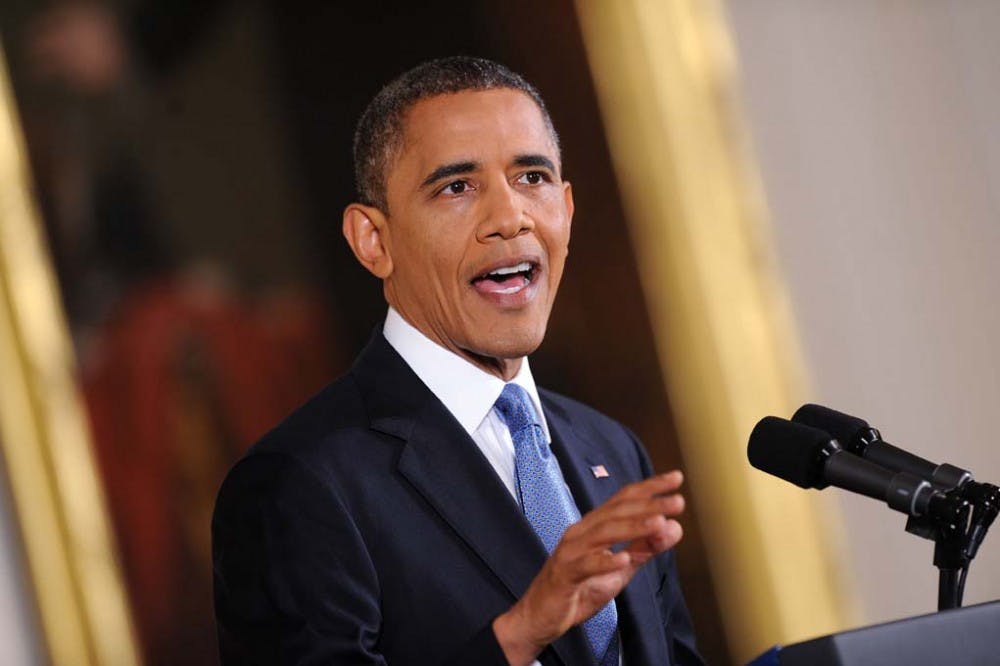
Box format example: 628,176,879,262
493,471,686,665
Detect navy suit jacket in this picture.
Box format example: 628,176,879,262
212,331,703,665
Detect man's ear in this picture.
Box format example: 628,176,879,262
563,180,575,230
343,203,393,279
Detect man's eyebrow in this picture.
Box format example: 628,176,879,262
513,154,558,173
420,161,479,189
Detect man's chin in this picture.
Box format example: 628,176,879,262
461,328,546,371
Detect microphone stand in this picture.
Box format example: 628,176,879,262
904,482,999,611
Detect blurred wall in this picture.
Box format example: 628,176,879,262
0,473,41,664
726,0,1000,625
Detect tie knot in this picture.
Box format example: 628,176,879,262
494,383,541,434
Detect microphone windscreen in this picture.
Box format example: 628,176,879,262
793,404,870,448
748,416,834,489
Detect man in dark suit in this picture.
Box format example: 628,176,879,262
212,57,703,665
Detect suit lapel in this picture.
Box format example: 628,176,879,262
397,403,545,599
352,333,594,665
543,395,674,666
543,397,619,515
354,332,543,595
400,412,599,666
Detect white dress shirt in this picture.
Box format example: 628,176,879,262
383,308,620,665
383,307,558,501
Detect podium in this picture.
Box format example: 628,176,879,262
751,601,1000,665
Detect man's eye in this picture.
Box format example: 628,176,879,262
443,180,469,195
519,171,548,185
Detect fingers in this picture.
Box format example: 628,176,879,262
650,518,683,550
497,470,690,657
569,493,684,549
561,472,686,549
572,548,632,580
613,471,684,501
544,471,688,591
629,515,684,555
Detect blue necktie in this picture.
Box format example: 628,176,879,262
494,383,619,666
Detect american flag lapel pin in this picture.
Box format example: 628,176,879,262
590,464,610,479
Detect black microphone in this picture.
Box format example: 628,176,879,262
748,416,941,517
792,404,972,490
792,404,998,558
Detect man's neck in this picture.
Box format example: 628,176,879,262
382,307,550,441
387,306,524,381
461,350,522,382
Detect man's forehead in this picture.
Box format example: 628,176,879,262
397,89,559,166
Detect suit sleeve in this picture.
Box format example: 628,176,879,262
627,428,706,666
212,451,512,665
212,452,387,665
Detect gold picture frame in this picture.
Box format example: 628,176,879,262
0,39,140,665
576,0,854,660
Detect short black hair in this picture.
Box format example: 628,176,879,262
353,56,560,211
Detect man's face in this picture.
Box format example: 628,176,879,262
378,88,573,373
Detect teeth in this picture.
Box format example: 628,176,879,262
487,261,532,277
495,283,526,294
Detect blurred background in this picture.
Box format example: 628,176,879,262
0,1,999,664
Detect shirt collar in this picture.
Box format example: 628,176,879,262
382,307,550,440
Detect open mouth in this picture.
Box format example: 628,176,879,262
470,260,539,295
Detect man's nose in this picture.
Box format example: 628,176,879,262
477,182,533,241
